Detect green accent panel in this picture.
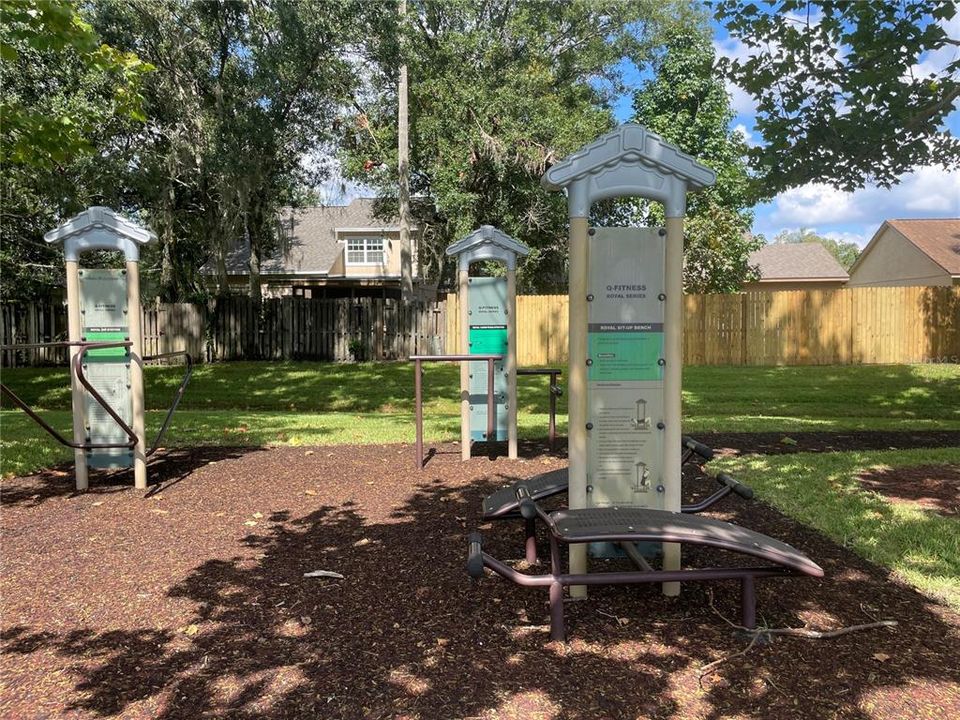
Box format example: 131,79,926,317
589,331,663,381
469,326,507,355
84,330,129,359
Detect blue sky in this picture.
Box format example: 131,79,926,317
703,15,960,248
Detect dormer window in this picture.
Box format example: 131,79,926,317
346,237,385,265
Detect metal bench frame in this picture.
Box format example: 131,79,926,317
468,491,823,642
482,437,753,564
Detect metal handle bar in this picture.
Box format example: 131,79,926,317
1,341,192,455
143,350,193,456
0,340,138,450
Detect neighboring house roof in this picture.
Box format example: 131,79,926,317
212,198,403,276
747,243,849,282
851,218,960,277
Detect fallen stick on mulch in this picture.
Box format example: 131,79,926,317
303,570,345,579
698,591,898,682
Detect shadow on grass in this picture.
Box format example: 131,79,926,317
2,449,959,718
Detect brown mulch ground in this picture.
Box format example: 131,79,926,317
1,435,959,720
857,464,960,518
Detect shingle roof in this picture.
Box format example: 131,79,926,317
215,198,401,275
885,218,960,275
748,243,849,281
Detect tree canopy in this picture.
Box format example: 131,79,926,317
340,0,696,291
773,227,860,270
0,0,152,300
629,26,761,293
713,0,960,197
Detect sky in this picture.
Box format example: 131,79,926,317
706,13,960,248
327,11,959,250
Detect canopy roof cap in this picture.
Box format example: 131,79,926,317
45,206,156,262
446,225,531,271
541,124,716,217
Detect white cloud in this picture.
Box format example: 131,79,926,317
912,12,960,78
768,165,960,228
733,122,759,147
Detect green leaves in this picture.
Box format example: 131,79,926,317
341,0,693,291
0,0,152,170
629,25,759,293
712,0,960,195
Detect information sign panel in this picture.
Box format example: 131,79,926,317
467,277,508,442
79,269,133,469
587,228,665,510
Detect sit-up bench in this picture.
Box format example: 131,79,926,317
468,490,824,641
482,436,752,563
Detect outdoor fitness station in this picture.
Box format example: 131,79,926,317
0,207,192,491
466,125,823,640
411,225,563,468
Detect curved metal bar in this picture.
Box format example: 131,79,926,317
71,342,139,448
143,351,193,456
0,382,85,449
680,485,732,514
0,340,137,450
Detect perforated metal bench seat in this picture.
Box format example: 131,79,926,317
546,507,824,577
482,469,568,519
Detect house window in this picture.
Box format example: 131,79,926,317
346,237,384,265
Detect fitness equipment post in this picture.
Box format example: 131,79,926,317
541,125,715,597
445,226,531,460
44,207,156,491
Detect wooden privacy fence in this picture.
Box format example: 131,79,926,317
1,296,446,367
445,286,960,366
3,287,957,368
205,296,445,362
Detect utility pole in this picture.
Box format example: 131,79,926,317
398,0,413,300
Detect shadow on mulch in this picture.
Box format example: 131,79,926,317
2,442,959,719
0,447,265,509
858,464,960,517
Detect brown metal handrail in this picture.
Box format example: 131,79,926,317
143,350,193,456
410,353,502,470
1,340,193,455
1,340,137,450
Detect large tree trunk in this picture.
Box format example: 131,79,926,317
160,179,177,301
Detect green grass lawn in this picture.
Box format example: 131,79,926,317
2,361,959,477
710,447,960,612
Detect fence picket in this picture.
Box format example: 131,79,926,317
3,287,958,367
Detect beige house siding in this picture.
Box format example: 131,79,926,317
330,230,401,278
847,226,953,287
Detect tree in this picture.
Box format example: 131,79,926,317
0,0,152,300
773,228,860,270
629,26,760,292
341,0,696,291
684,204,762,294
92,0,362,302
713,0,960,197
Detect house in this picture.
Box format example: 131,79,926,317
743,243,849,291
846,219,960,287
208,198,424,299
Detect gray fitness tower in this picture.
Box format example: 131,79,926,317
541,124,715,596
445,226,531,460
44,207,156,490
